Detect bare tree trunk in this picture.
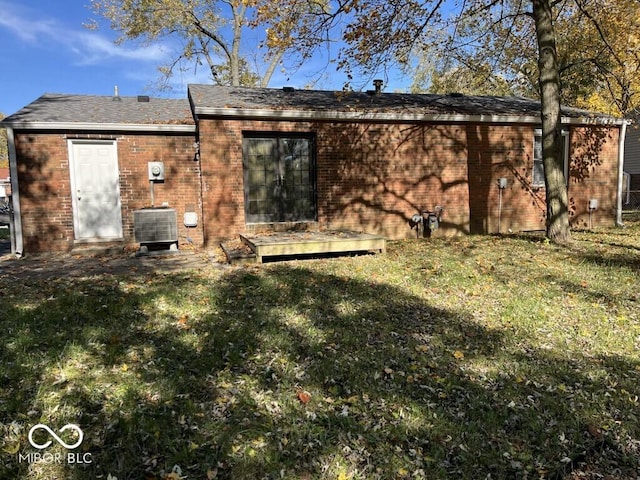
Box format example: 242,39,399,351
260,50,284,87
532,0,571,244
230,2,246,86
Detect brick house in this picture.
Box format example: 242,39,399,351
1,85,627,255
1,94,199,254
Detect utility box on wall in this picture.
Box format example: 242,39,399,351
148,161,165,181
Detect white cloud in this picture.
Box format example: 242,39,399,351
0,2,57,43
69,32,168,65
0,0,169,66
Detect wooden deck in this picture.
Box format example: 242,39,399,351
234,230,386,263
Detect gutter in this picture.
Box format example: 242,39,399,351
1,121,196,133
5,127,23,257
616,120,629,227
192,106,626,126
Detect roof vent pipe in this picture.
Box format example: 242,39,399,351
373,79,383,95
113,85,122,101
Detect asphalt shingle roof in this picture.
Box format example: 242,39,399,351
188,84,608,120
2,93,194,125
2,86,620,126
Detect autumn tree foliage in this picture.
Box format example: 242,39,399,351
407,0,640,117
89,0,255,87
310,0,637,242
88,0,326,88
564,0,640,115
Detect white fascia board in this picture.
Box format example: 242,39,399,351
193,106,540,123
563,116,628,126
4,122,196,133
193,106,625,126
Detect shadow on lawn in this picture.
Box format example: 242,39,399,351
1,265,639,479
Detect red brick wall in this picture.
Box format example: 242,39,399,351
198,118,621,243
316,122,471,237
14,132,73,252
568,126,620,229
14,120,620,253
14,131,201,253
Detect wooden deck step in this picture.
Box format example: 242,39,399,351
220,239,257,265
240,230,386,263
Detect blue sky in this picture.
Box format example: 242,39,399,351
0,0,179,115
0,0,411,117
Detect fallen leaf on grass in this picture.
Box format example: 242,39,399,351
176,315,190,330
453,350,465,359
297,389,311,404
587,424,604,440
163,465,184,480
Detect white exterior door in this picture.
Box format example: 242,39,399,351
69,140,123,240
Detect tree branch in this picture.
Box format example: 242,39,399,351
187,10,233,63
573,0,624,68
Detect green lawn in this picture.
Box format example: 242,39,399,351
1,224,640,479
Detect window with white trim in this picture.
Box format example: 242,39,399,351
533,129,569,187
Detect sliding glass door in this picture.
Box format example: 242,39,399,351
243,135,316,223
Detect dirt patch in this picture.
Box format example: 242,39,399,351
0,249,226,280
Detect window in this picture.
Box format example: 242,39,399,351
533,129,569,187
243,134,316,223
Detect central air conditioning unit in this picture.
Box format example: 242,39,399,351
134,208,178,245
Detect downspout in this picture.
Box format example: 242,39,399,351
6,127,23,256
616,120,628,227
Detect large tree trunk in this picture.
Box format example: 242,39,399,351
230,1,246,86
531,0,571,244
261,50,284,87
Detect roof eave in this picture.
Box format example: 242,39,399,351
192,106,625,125
1,121,196,133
